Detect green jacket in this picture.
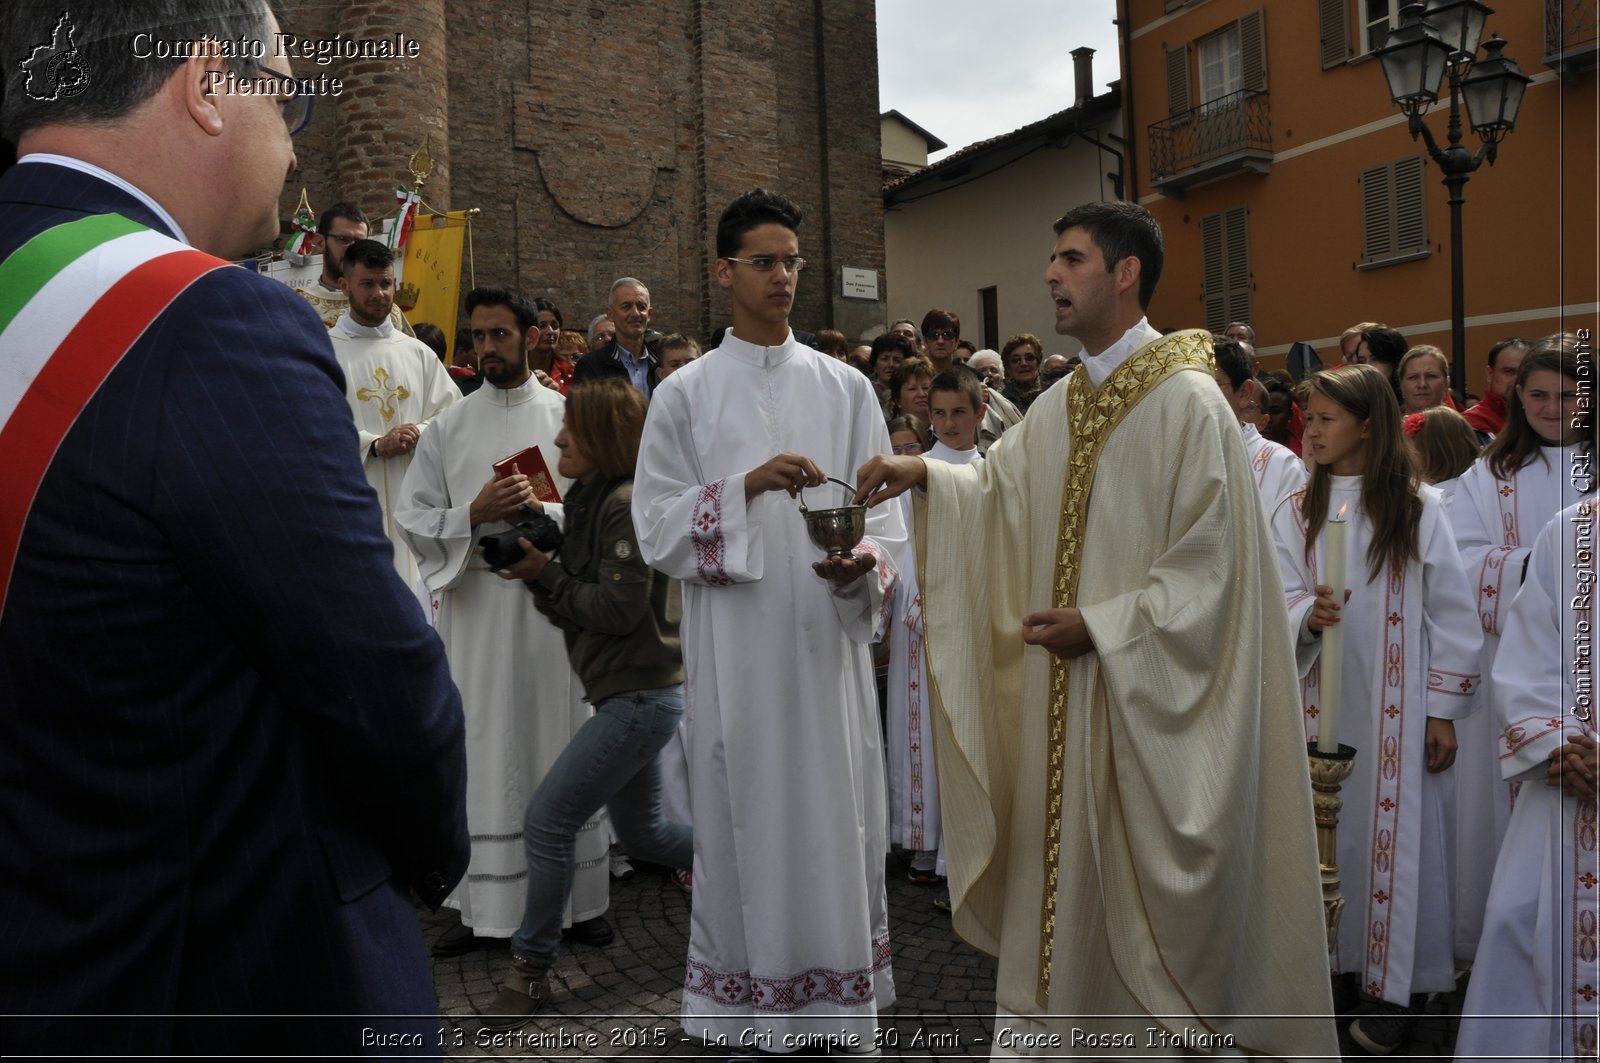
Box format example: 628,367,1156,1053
529,475,683,702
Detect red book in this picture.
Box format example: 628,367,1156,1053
492,446,562,504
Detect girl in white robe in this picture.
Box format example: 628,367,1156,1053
1448,337,1594,965
1271,365,1482,1052
1454,497,1598,1063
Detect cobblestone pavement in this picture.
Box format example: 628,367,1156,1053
426,855,1467,1061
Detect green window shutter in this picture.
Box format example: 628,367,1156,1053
1224,206,1252,324
1360,162,1395,262
1202,207,1252,332
1167,43,1192,117
1200,212,1227,332
1240,9,1268,92
1320,0,1352,69
1393,156,1428,254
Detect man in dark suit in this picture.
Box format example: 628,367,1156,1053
573,276,661,393
0,3,468,1057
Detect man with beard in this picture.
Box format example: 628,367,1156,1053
297,201,414,334
397,286,612,967
327,239,459,611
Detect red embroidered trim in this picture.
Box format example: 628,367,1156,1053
1501,715,1564,760
1571,513,1597,1060
1365,564,1407,1000
1477,546,1515,636
904,591,927,850
692,479,733,586
683,934,892,1012
852,537,897,637
1426,667,1480,697
1573,795,1598,1056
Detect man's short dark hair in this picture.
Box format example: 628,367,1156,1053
1361,327,1409,368
3,1,272,141
1213,339,1254,391
319,201,369,236
1488,337,1529,368
870,332,916,366
929,366,985,411
921,309,960,338
341,238,393,277
716,188,802,259
465,286,538,334
1052,200,1165,309
955,339,977,355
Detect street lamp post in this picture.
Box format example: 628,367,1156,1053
1375,1,1532,401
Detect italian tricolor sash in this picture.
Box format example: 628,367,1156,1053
0,213,228,616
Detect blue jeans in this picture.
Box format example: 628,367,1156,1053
511,685,692,966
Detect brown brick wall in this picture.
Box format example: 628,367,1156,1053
277,0,885,343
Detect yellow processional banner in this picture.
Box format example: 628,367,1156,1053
399,211,469,364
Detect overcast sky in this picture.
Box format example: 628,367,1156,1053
877,0,1121,163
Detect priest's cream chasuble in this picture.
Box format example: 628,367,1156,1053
328,314,459,611
919,328,1337,1059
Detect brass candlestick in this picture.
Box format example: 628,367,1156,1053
1307,741,1357,956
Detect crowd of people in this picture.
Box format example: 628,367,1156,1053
288,186,1597,1059
2,4,1593,1061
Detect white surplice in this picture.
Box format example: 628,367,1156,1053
1448,445,1590,962
1455,499,1598,1063
394,376,607,937
887,441,980,861
1241,421,1306,519
632,331,904,1050
328,313,460,614
1274,476,1483,1004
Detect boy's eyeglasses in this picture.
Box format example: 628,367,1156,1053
724,255,807,274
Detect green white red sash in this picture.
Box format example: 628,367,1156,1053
0,213,228,615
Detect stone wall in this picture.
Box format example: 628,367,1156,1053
278,0,885,342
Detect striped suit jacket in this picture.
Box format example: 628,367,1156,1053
0,160,469,1057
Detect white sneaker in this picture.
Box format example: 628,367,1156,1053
609,849,635,880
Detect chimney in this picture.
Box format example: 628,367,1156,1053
1071,47,1096,105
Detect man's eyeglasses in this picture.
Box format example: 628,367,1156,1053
926,330,957,342
249,63,316,136
323,233,360,247
724,255,807,274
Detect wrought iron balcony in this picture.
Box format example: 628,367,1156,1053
1546,0,1599,75
1148,89,1273,197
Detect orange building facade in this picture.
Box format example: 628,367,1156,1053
1118,0,1597,394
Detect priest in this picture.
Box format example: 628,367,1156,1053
328,239,458,612
633,189,904,1054
855,201,1337,1059
297,201,414,334
396,286,609,959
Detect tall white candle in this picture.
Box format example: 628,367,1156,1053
1318,505,1349,754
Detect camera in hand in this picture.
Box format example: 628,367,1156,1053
478,505,564,569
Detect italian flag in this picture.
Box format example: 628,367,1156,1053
0,213,226,613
